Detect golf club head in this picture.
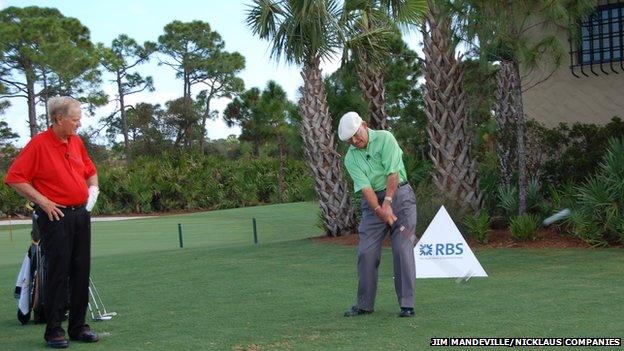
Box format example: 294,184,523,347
455,270,474,284
542,208,571,226
94,315,112,321
102,312,118,317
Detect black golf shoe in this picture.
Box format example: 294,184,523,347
344,306,373,317
399,307,415,317
69,324,99,343
45,328,69,349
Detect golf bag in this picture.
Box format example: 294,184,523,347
14,241,46,324
14,211,115,325
14,212,69,325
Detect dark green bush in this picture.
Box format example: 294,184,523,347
2,155,315,216
0,173,24,215
565,138,624,246
539,117,624,187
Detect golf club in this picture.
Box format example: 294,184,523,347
89,277,117,317
542,208,571,226
88,279,116,321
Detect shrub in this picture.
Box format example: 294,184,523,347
0,174,24,216
539,117,624,187
509,213,540,241
2,155,316,216
464,211,491,244
566,138,624,246
497,178,549,223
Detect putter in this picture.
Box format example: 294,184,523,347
88,279,115,321
87,302,113,322
89,277,117,317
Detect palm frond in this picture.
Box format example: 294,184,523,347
381,0,427,25
247,0,343,65
245,0,282,39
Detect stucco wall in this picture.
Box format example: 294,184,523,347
521,1,623,126
522,65,623,126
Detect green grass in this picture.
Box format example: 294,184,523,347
1,202,623,350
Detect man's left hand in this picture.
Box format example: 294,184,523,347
379,202,395,225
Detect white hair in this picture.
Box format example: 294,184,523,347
48,96,81,123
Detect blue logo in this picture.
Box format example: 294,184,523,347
419,243,464,256
419,244,433,256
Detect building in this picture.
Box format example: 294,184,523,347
522,0,623,126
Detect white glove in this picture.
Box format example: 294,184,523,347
86,185,100,212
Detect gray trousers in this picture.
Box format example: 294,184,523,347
356,183,417,310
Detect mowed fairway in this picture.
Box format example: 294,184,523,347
0,202,623,351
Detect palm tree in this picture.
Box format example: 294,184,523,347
341,0,427,129
421,0,483,212
246,0,356,236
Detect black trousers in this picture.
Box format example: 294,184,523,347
36,206,91,339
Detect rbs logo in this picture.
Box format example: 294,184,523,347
419,243,464,256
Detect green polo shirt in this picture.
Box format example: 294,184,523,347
344,128,407,193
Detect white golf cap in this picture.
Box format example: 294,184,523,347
338,111,363,141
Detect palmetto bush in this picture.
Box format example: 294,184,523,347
497,178,547,222
566,138,624,246
464,211,491,244
509,213,540,241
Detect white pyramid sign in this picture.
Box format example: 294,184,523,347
414,206,488,279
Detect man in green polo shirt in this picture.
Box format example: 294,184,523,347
338,111,417,318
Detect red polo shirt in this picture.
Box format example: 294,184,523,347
5,126,97,206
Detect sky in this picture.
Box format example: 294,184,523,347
1,0,421,146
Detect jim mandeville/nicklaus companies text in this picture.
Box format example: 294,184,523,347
430,337,622,347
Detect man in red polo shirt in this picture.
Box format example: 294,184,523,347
5,96,100,349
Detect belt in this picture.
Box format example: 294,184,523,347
33,204,86,214
376,181,409,194
61,204,86,211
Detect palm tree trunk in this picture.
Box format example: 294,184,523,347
299,57,356,236
421,0,483,212
357,64,388,130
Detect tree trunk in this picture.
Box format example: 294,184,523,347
42,69,50,127
299,57,356,236
200,92,212,154
253,138,260,157
357,64,388,130
183,66,192,99
495,59,528,214
512,60,527,214
278,133,285,203
117,70,131,162
25,64,38,137
421,0,483,212
494,61,517,188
